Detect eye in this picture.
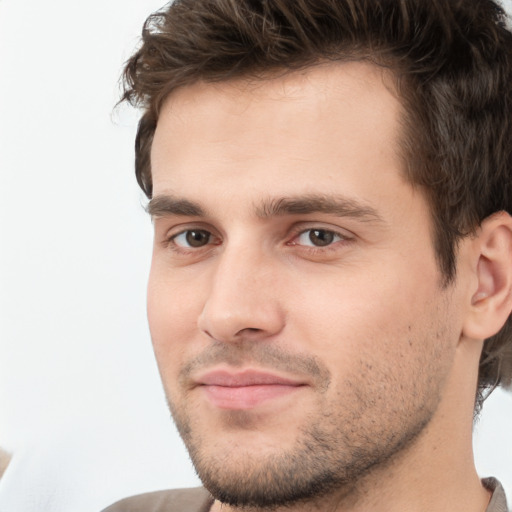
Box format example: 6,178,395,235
172,229,212,248
295,229,343,247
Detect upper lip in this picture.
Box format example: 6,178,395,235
195,369,305,387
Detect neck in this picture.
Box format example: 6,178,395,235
210,427,490,512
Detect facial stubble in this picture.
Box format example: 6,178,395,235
164,339,448,510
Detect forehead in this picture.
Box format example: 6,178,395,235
150,61,406,205
158,60,399,111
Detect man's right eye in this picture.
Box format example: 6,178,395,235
172,229,212,248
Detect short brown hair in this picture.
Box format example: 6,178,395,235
121,0,512,411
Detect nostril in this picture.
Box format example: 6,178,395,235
235,327,263,336
198,295,285,343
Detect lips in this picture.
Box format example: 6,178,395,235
195,369,305,410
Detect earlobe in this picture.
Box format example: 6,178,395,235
463,212,512,341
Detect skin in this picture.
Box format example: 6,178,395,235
148,62,494,512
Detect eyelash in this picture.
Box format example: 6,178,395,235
163,226,351,256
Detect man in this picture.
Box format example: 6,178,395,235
104,0,512,511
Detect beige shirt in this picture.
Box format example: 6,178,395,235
484,478,510,512
102,478,509,512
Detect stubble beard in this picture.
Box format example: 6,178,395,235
162,324,451,511
168,375,440,510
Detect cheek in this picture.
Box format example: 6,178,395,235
288,256,445,362
146,266,201,372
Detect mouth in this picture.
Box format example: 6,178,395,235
195,369,306,410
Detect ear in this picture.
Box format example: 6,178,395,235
462,211,512,340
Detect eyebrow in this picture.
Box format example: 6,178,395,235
255,195,383,223
147,195,206,218
147,193,383,223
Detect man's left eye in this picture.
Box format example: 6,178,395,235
296,229,342,247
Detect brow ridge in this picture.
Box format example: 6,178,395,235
147,195,206,218
147,193,383,223
255,194,383,222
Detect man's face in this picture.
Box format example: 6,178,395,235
148,63,464,508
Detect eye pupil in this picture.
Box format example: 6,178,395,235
186,230,210,247
309,229,334,246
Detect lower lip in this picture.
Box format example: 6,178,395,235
201,384,302,410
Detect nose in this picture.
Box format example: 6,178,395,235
197,244,285,343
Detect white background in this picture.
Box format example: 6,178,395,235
0,1,511,511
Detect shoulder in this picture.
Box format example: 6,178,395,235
101,487,213,512
483,478,510,512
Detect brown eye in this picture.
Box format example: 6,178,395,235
174,229,211,248
307,229,337,246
